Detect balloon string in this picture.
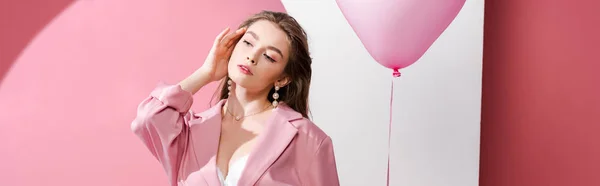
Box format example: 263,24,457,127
387,77,394,186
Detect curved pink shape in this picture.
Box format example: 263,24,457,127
336,0,466,71
0,0,75,85
0,0,285,185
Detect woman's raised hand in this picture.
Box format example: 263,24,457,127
199,27,247,82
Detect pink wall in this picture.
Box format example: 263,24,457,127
0,0,74,84
0,1,284,185
480,0,600,185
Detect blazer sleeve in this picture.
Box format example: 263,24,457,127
130,82,195,185
304,136,341,186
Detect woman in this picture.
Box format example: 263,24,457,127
131,11,340,186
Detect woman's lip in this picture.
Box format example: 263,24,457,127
238,64,253,75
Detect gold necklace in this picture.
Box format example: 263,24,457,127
226,103,273,121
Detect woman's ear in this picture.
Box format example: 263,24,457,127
275,76,291,88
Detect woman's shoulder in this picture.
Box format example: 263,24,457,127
289,117,332,146
274,103,330,141
187,99,227,124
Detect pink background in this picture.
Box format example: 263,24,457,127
0,0,284,185
480,0,600,185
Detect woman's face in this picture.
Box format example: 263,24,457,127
228,20,290,92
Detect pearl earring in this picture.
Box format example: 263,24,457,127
227,79,233,96
272,85,280,107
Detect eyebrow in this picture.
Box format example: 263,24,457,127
247,31,284,58
267,46,284,59
247,31,260,40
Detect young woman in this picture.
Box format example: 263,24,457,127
131,11,340,186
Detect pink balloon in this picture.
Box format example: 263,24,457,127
336,0,466,75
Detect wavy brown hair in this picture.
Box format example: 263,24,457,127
213,10,312,118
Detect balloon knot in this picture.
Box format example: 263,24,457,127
392,69,401,77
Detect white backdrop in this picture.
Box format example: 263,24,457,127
281,0,484,185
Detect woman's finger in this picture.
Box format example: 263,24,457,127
223,28,246,47
226,28,246,47
226,43,236,56
214,27,230,47
219,31,236,47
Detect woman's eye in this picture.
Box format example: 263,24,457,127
243,40,252,46
264,54,276,62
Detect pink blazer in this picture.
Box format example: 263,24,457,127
131,83,340,186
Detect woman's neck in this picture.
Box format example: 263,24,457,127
226,86,271,116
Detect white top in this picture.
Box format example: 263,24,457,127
217,155,249,186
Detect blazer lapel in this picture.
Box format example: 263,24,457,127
191,100,226,186
201,156,221,186
238,103,302,186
